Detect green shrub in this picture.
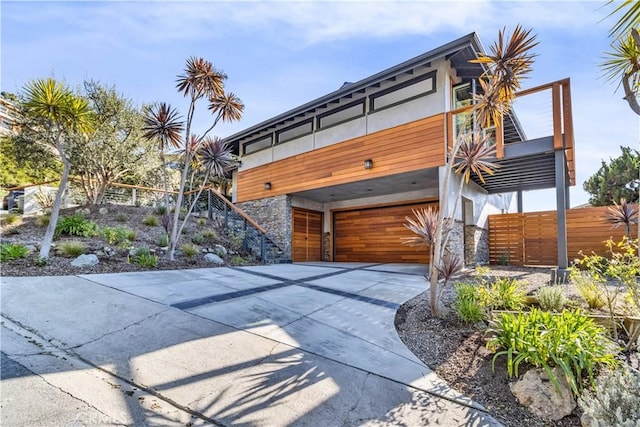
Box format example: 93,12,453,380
133,246,158,268
142,215,159,226
101,226,134,245
154,205,167,215
230,255,247,265
115,213,127,222
453,283,485,323
178,206,188,219
34,257,49,266
537,286,566,312
201,229,217,240
180,243,199,258
126,230,137,241
0,243,29,262
36,214,51,227
55,214,98,238
155,233,169,247
58,241,87,257
1,212,20,225
191,233,205,245
480,277,527,311
578,365,640,427
487,308,618,396
572,270,607,309
197,218,207,227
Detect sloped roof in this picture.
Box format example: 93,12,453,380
225,32,486,149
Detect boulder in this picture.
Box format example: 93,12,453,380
510,367,576,421
71,254,99,268
204,253,224,265
213,244,227,257
98,207,109,215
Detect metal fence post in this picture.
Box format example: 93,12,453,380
208,190,213,219
260,234,266,263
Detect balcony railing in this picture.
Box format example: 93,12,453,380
446,78,575,183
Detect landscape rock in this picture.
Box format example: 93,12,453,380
213,244,227,257
98,207,109,215
204,253,224,265
510,367,576,421
70,254,99,268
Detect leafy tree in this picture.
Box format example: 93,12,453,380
0,135,60,187
144,57,243,260
583,146,639,206
22,78,93,259
67,81,161,204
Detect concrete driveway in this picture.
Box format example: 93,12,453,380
1,263,500,426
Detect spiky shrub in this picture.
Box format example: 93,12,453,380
191,233,205,245
142,215,159,227
115,213,127,222
0,243,29,262
487,308,618,396
197,218,207,227
58,241,87,257
101,226,134,245
572,270,607,309
1,212,20,225
133,247,158,268
36,214,51,227
55,214,98,238
453,283,486,323
537,286,566,312
180,243,199,258
579,365,640,427
231,255,247,265
127,230,137,242
154,205,167,215
479,277,527,311
155,233,169,247
201,229,217,240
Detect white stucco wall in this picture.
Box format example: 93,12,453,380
438,166,516,228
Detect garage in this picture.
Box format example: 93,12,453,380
333,201,437,263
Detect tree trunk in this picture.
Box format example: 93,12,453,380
39,157,70,259
167,153,191,261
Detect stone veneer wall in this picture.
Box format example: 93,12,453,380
446,220,465,264
236,195,292,258
323,232,331,262
464,225,489,266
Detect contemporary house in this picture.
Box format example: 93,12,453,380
224,33,575,267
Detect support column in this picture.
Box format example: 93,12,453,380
517,191,523,213
565,185,570,209
553,150,569,282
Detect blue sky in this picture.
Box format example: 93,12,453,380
2,0,638,211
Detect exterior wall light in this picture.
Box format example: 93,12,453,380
364,159,373,170
264,182,272,190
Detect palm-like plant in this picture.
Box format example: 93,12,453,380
143,102,184,209
607,197,638,238
145,57,243,260
417,26,537,317
404,207,452,278
471,25,538,128
23,78,93,259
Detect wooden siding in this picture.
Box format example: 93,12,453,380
237,114,445,202
333,201,438,263
292,208,323,262
489,206,638,266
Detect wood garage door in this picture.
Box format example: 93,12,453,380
292,208,323,262
333,202,437,263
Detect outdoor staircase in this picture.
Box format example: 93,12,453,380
188,188,291,264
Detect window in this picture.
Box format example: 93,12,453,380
317,99,365,129
243,135,272,155
371,71,436,111
276,119,313,144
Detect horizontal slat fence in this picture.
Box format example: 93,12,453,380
489,206,638,266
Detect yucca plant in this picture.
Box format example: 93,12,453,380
607,197,638,238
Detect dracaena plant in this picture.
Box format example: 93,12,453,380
144,57,244,260
607,197,638,238
418,26,537,317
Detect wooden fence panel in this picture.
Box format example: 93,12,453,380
488,206,638,266
488,213,525,265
